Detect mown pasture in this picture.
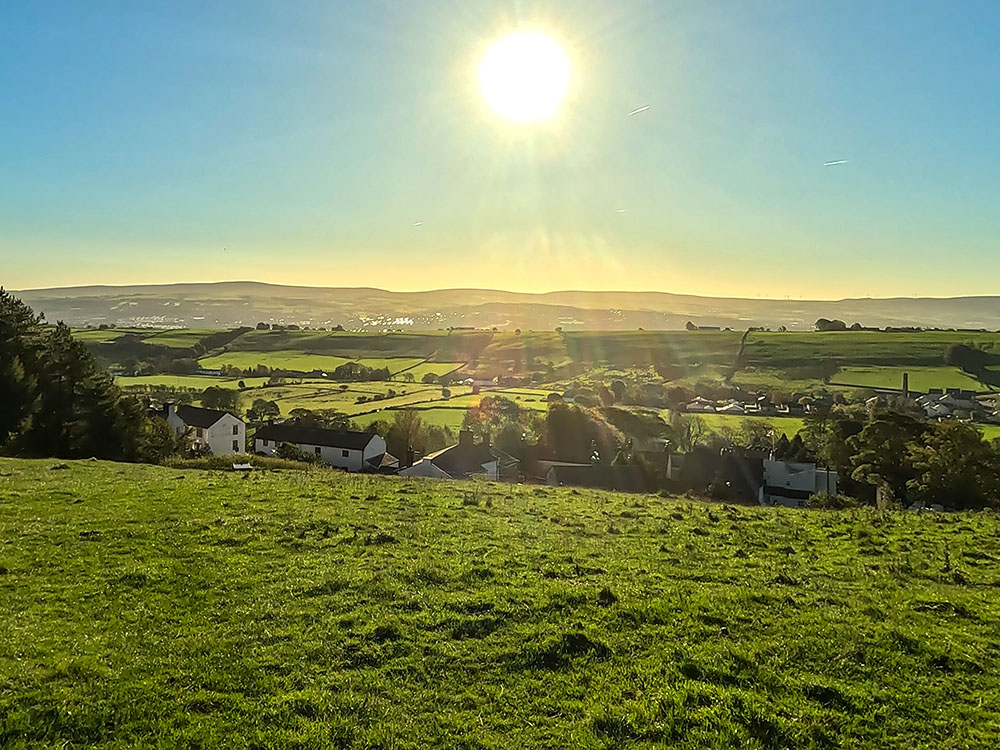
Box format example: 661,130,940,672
198,351,353,373
832,366,986,393
116,375,272,390
1,459,997,748
743,331,1000,369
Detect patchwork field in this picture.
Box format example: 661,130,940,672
395,361,465,381
445,389,555,412
354,407,467,432
743,331,1000,368
198,351,354,372
832,366,987,393
140,329,218,349
70,328,142,344
1,459,997,748
116,375,272,390
695,414,806,438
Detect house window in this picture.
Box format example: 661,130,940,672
232,425,239,435
233,440,239,452
196,428,204,438
342,450,349,458
315,447,322,455
262,439,268,447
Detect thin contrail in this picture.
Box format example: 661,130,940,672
627,105,650,116
823,159,849,166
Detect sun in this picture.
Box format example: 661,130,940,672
479,32,570,123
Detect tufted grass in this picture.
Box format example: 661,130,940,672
1,458,998,748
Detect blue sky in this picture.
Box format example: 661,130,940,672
2,0,998,297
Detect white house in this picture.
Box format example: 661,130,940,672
254,424,387,472
400,430,503,480
163,403,245,455
760,459,838,507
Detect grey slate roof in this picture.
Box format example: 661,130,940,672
172,404,232,429
255,424,375,451
425,441,497,478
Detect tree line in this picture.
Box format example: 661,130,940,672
0,290,184,462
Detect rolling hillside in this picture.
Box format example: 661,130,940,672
17,282,1000,331
1,459,998,748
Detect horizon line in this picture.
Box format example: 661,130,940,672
9,279,1000,305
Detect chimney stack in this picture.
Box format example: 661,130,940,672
459,429,473,446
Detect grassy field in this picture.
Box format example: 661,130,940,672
445,389,554,412
355,407,467,431
70,329,133,344
729,369,831,393
980,424,1000,441
116,375,272,390
199,351,354,373
396,361,466,381
697,413,805,437
140,329,217,349
832,366,987,393
743,331,1000,369
232,383,470,418
198,351,453,377
349,358,429,375
222,330,464,359
477,331,744,372
1,459,998,748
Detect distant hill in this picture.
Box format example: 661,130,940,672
12,281,1000,331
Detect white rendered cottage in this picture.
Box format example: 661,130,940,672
254,424,388,472
163,403,246,455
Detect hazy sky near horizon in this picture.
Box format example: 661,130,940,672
2,1,998,298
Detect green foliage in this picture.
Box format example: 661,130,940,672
0,291,183,463
247,398,281,422
275,442,322,464
669,412,711,453
907,421,1000,509
164,453,317,471
0,289,44,446
200,386,242,415
379,409,454,459
807,491,860,509
137,417,191,464
1,458,998,747
849,415,925,499
331,361,391,382
544,402,622,463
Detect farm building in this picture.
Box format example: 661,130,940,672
254,425,388,472
400,430,513,480
761,459,838,507
161,403,245,455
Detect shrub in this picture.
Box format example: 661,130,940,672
163,453,320,471
807,492,859,509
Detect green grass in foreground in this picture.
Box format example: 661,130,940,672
1,459,998,748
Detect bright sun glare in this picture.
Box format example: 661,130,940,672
479,32,570,123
